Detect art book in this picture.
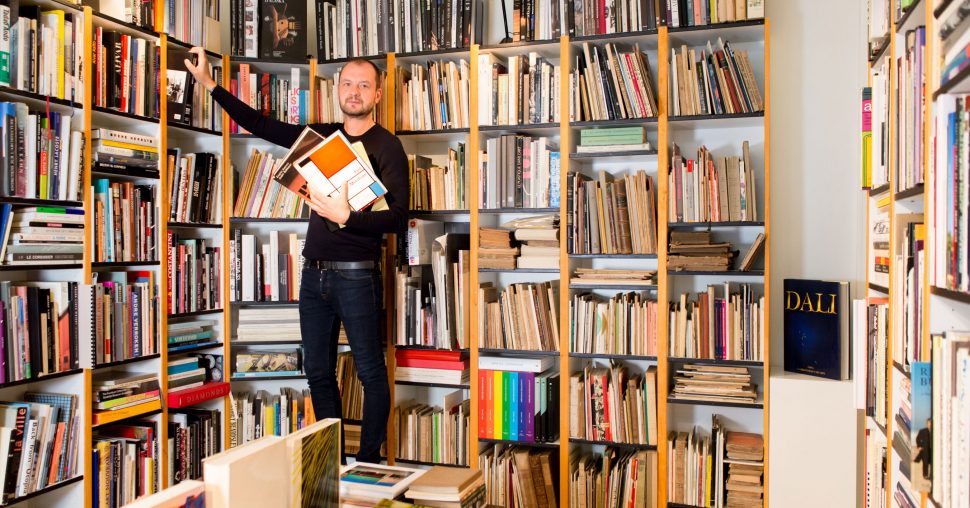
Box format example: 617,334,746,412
166,50,195,126
783,279,850,380
339,462,425,501
258,0,307,60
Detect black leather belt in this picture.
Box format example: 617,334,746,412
304,259,376,270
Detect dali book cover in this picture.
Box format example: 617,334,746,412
259,0,307,60
783,278,850,380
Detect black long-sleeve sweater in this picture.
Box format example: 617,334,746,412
210,85,409,261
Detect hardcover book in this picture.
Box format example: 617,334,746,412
909,362,932,493
258,0,306,60
783,279,850,380
166,50,195,126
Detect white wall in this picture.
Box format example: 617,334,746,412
767,1,867,507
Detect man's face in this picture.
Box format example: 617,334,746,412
338,62,381,118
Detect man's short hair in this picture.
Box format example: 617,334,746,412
339,58,382,87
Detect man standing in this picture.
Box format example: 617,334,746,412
185,47,408,463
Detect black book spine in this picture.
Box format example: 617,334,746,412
255,253,263,301
233,228,242,302
26,286,41,377
69,282,78,369
566,172,573,252
189,155,204,224
43,288,55,375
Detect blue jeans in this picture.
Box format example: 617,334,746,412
299,266,389,463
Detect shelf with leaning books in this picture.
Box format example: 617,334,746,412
0,475,84,507
168,222,224,229
667,269,764,276
668,357,764,368
478,267,560,273
569,149,659,159
394,458,471,468
90,261,161,268
0,196,85,207
477,348,560,357
893,183,924,201
0,369,85,391
479,122,561,133
91,9,159,39
89,163,161,180
228,300,300,307
567,438,657,450
229,374,307,382
229,217,309,223
669,221,765,228
92,353,162,371
569,353,658,361
396,127,471,137
169,308,225,319
895,0,925,33
167,122,223,137
869,282,889,294
0,264,83,272
929,286,970,304
0,86,84,112
478,207,561,214
568,253,659,259
165,37,222,61
90,106,161,125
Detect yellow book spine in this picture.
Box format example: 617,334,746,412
493,370,503,439
92,398,161,426
96,139,159,153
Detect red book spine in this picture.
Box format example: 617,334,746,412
167,381,230,409
395,358,468,370
478,369,487,438
394,349,464,362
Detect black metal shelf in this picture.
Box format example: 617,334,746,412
229,217,309,223
0,85,83,110
92,261,160,268
167,341,224,355
1,475,83,507
869,283,889,294
166,37,223,60
480,122,560,132
568,253,657,259
869,183,891,196
229,300,299,307
894,184,924,201
870,38,890,64
0,264,82,271
91,105,160,124
408,209,470,217
168,122,223,137
230,56,312,66
92,11,159,38
668,221,764,228
93,353,161,370
570,149,657,159
169,308,224,319
480,268,559,273
570,29,659,43
91,164,160,180
479,348,560,357
668,111,764,123
667,18,765,34
667,397,764,409
168,222,223,229
569,353,657,361
569,284,658,291
568,438,656,450
395,380,469,389
935,63,970,99
894,0,923,34
0,196,83,207
935,0,954,18
394,345,468,353
230,374,307,381
0,369,83,391
317,54,387,66
230,340,303,347
393,458,470,468
480,39,560,51
930,286,970,304
479,207,559,214
668,357,764,367
478,437,560,449
667,270,764,276
396,127,470,136
570,117,658,128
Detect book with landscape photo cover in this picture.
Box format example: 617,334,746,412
783,278,850,380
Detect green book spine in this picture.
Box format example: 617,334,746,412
502,371,511,441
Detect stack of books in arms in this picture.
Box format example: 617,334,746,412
395,61,470,131
0,206,84,265
0,281,80,383
92,180,158,263
669,364,758,404
228,387,316,445
567,170,658,254
232,149,310,219
478,281,560,351
570,364,658,445
92,27,160,118
662,0,764,27
167,319,218,353
477,356,559,443
478,53,560,127
479,446,556,506
570,448,658,507
228,66,310,133
394,349,469,386
669,39,763,117
235,307,301,343
79,272,160,365
233,348,301,378
93,420,160,505
669,142,758,223
230,230,305,302
408,146,468,211
0,105,85,201
0,6,85,101
0,393,79,500
92,128,159,175
167,409,222,485
166,234,222,315
576,126,652,154
569,290,658,356
669,283,764,361
166,151,222,224
92,372,161,425
479,135,561,209
405,466,486,507
572,43,658,122
395,390,469,466
339,462,425,506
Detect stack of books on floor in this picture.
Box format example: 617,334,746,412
479,446,556,506
725,431,765,508
669,283,764,361
570,268,656,286
92,128,159,175
395,61,469,131
670,142,758,223
166,234,222,314
232,149,310,219
479,134,561,209
477,356,559,443
337,351,363,421
80,271,160,365
229,388,316,445
395,390,470,466
572,43,658,121
0,393,80,498
228,66,310,131
230,230,305,302
478,281,560,351
0,206,84,266
570,364,658,445
515,220,560,269
405,466,485,507
394,349,469,386
668,231,737,271
0,106,84,201
670,364,758,405
168,319,219,353
168,409,222,484
478,228,518,269
570,448,658,507
92,372,161,425
92,180,158,263
94,420,159,503
235,307,301,343
408,146,468,211
567,170,658,254
569,291,658,356
0,281,81,382
576,126,653,154
339,462,426,506
166,151,222,224
477,53,560,127
669,39,763,117
92,28,161,118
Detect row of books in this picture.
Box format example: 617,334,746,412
90,0,156,29
0,393,80,501
166,151,222,225
863,298,888,427
93,419,160,507
895,27,925,194
931,95,969,292
92,27,160,118
570,364,658,445
668,283,764,361
865,59,890,190
479,134,561,209
92,180,157,263
165,234,222,315
229,67,311,133
408,146,467,211
570,448,658,507
669,39,763,117
0,281,81,383
478,53,561,127
572,43,659,122
228,388,316,447
894,216,925,366
79,272,160,367
662,0,765,28
0,105,85,202
479,445,556,507
314,71,388,126
167,319,219,354
163,0,220,49
479,281,560,351
395,61,470,131
395,393,470,466
939,6,970,93
567,170,659,254
166,53,223,132
229,229,305,303
395,241,471,350
0,7,84,102
232,149,310,219
229,0,307,60
92,372,161,425
569,291,658,356
92,127,158,175
929,331,970,506
0,206,84,266
167,409,222,485
567,0,663,38
670,141,759,223
477,365,560,443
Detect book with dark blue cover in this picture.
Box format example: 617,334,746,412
783,279,850,380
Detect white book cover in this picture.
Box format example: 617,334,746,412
203,436,287,508
478,355,554,373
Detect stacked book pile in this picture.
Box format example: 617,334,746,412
167,357,208,393
405,466,485,507
92,372,161,425
167,319,218,353
168,355,229,409
570,268,656,286
670,364,758,405
567,170,658,254
478,281,559,351
0,393,80,499
92,128,159,174
395,391,469,466
570,364,658,446
235,307,301,343
576,126,652,154
0,106,84,201
515,222,560,269
477,356,559,443
339,463,425,506
572,43,659,122
667,231,737,271
394,349,469,386
0,206,84,266
725,432,765,508
478,228,518,270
